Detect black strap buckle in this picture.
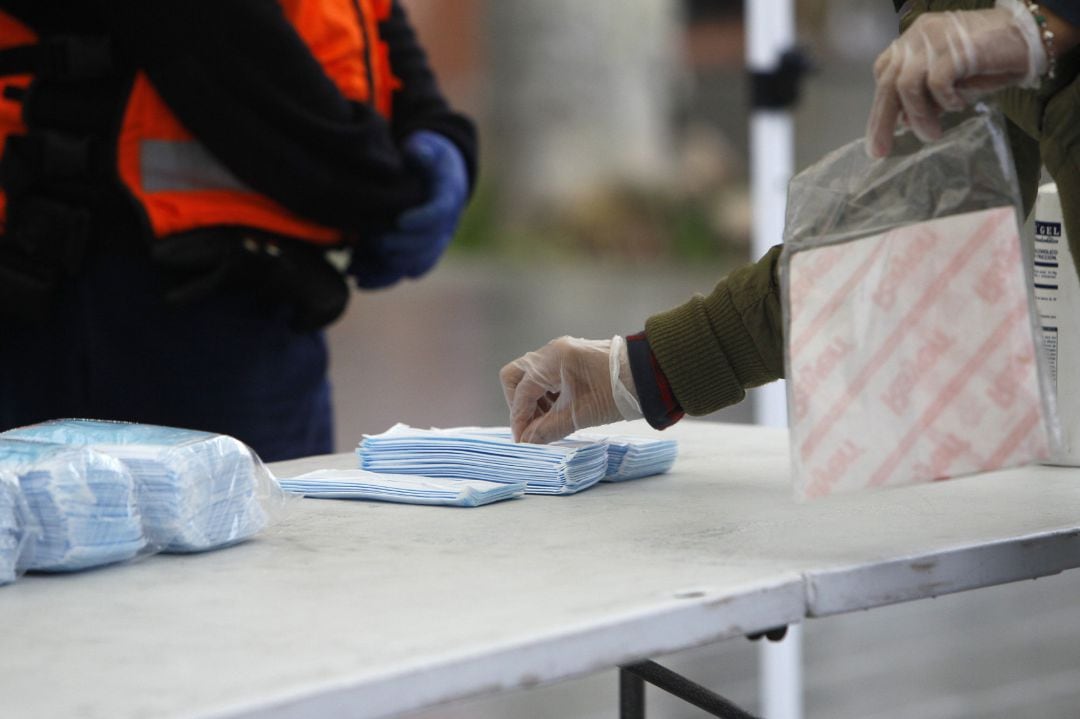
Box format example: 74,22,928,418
152,229,350,331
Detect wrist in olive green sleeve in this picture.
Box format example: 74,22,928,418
644,246,785,416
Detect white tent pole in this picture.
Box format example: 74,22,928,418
746,0,802,718
747,0,794,432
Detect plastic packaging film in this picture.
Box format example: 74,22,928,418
0,439,145,572
0,470,34,585
3,419,287,552
0,419,288,585
781,107,1059,499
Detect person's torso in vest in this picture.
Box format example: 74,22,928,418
0,0,398,256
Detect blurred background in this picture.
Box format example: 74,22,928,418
328,1,1080,717
330,0,901,444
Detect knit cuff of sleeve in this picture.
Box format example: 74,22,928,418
643,246,785,417
626,332,684,430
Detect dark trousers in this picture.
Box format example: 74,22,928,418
0,254,333,462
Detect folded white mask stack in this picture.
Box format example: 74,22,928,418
3,419,272,552
569,433,678,481
278,469,525,507
0,439,145,572
357,424,608,495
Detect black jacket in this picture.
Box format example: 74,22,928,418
0,0,478,243
892,0,1080,27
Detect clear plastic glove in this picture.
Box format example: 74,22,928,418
349,131,469,289
500,336,642,444
866,0,1046,158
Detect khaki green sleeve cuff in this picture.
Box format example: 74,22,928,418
644,246,785,416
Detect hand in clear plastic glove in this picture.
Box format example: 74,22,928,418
349,131,469,289
866,0,1045,158
500,336,642,444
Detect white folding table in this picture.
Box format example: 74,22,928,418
2,420,1078,718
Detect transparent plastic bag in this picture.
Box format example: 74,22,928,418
3,419,287,553
0,470,38,584
0,439,146,572
781,107,1058,499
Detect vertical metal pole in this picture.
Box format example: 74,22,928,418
620,667,646,719
746,1,802,718
746,0,793,432
758,623,803,719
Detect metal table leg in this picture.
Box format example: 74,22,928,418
618,660,761,719
620,667,646,719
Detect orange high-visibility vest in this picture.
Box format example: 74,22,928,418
0,0,400,246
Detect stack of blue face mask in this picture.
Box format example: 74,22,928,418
0,439,145,572
358,425,608,495
278,469,526,507
3,420,269,553
0,471,26,585
570,433,679,481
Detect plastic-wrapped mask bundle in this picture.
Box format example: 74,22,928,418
569,434,678,481
0,439,145,572
358,424,608,495
279,469,526,507
3,420,276,552
0,471,28,585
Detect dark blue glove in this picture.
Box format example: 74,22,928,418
349,131,468,289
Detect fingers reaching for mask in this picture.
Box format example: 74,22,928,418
499,335,641,444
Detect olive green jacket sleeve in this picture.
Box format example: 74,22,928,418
644,246,784,416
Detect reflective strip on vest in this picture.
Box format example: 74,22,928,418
140,139,252,193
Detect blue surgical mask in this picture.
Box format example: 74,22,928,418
3,420,277,554
0,439,145,573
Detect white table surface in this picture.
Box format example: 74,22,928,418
2,420,1079,719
